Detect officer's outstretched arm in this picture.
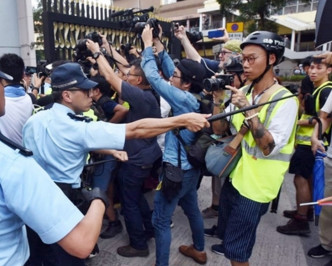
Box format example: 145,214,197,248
57,199,105,258
125,112,210,139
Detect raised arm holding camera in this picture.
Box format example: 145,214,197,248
140,23,209,266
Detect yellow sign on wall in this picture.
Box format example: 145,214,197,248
227,22,244,33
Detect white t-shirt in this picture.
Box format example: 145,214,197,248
0,94,33,145
321,92,332,158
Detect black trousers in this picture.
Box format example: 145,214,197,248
25,183,87,266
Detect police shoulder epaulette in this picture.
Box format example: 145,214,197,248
0,132,33,156
67,113,93,122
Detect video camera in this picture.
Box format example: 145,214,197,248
119,13,149,29
74,32,103,62
203,74,234,92
134,18,160,38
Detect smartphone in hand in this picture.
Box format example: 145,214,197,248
208,30,224,38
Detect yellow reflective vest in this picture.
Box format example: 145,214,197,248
230,87,298,203
296,81,332,146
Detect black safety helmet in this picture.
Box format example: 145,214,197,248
240,31,285,66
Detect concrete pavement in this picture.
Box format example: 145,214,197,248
86,173,331,266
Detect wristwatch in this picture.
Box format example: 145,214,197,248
92,51,103,60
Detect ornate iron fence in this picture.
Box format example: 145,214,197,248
42,0,174,63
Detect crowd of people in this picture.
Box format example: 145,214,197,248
0,22,332,266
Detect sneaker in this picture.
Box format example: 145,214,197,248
308,244,332,258
204,225,218,237
117,245,149,257
211,244,224,256
88,244,99,259
201,206,218,219
170,220,174,228
276,218,310,236
283,209,314,222
179,245,207,264
100,220,123,239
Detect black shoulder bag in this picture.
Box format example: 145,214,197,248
161,139,183,202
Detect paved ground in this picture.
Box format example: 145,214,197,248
86,173,331,266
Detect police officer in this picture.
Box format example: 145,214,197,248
22,62,210,265
0,68,109,266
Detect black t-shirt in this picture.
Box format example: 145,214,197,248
121,82,162,165
300,75,314,96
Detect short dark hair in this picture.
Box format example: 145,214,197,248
130,58,149,86
52,91,63,103
90,75,114,98
0,53,25,83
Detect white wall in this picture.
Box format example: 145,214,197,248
0,0,36,66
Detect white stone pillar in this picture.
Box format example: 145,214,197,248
291,30,295,51
17,0,36,66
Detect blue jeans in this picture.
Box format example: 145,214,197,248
92,155,118,191
117,162,153,250
152,167,204,266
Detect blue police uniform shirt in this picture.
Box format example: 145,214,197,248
141,47,200,170
23,103,126,188
0,141,84,266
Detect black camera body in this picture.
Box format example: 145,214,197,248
203,74,234,92
134,18,160,38
74,32,103,61
173,23,203,43
120,13,149,29
223,57,243,73
36,60,51,78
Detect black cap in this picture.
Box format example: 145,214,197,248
51,62,97,91
176,59,206,82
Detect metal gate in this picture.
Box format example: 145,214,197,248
41,0,175,63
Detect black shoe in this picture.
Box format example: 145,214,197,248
100,220,123,239
211,244,224,256
283,209,314,222
204,225,218,237
117,245,149,257
308,244,332,258
88,244,99,259
276,218,310,236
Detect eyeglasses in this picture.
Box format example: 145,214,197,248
126,71,141,77
241,56,259,65
219,50,232,56
172,73,181,79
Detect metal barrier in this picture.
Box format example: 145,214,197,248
41,0,173,63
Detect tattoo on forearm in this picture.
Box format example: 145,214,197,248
252,123,265,139
263,141,276,153
249,119,276,154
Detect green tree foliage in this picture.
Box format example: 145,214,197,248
216,0,310,33
33,0,45,60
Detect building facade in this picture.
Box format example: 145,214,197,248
0,0,36,66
